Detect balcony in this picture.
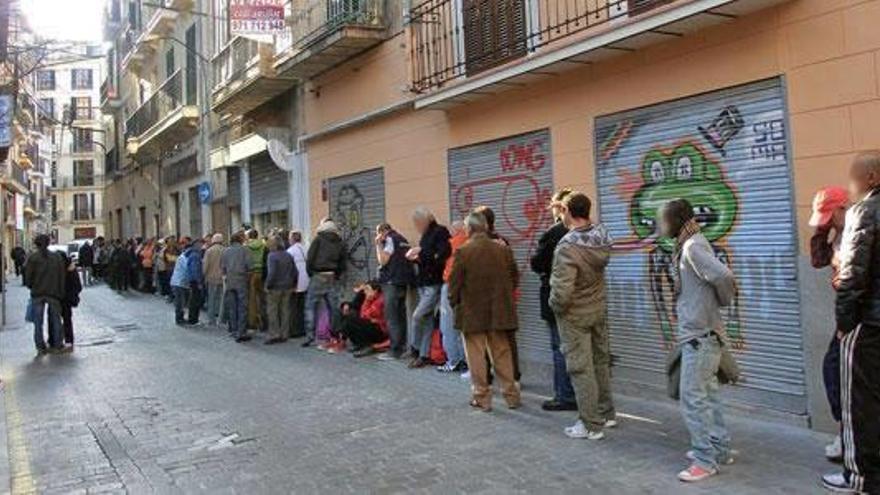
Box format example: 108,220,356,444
55,208,103,224
3,161,30,193
409,0,791,107
212,37,296,117
275,0,387,80
101,76,122,112
120,2,178,76
125,70,199,159
52,175,103,189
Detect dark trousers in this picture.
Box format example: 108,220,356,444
340,315,385,349
158,271,172,297
61,303,74,345
823,336,842,422
841,325,880,493
549,318,576,404
383,284,408,356
289,291,306,338
14,262,22,276
173,286,190,324
187,285,202,324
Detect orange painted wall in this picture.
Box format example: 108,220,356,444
304,0,880,247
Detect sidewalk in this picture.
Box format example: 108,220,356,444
0,280,836,494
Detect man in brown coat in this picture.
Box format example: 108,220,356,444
448,212,520,411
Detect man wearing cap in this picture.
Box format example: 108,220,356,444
809,186,850,462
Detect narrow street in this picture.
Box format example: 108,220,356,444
0,280,830,494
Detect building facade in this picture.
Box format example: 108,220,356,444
35,44,107,243
289,0,880,431
102,0,216,241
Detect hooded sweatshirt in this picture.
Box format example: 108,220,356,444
306,221,346,276
549,223,613,322
246,238,266,273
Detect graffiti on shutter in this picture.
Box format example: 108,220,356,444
596,78,805,409
448,129,553,361
328,168,386,294
463,0,527,76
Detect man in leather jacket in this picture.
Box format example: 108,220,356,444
823,151,880,495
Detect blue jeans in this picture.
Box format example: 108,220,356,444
206,283,223,324
173,286,189,324
439,284,464,366
32,297,63,350
305,273,340,340
225,287,248,338
548,318,576,404
411,285,441,357
680,334,731,470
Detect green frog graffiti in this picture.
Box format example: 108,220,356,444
628,142,744,348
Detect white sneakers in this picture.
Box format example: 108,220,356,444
821,472,860,493
826,435,843,461
564,420,605,440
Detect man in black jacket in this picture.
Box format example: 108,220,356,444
78,241,94,286
531,187,577,411
302,219,347,347
375,222,415,360
24,234,67,354
823,151,880,495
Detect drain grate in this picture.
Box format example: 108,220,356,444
77,338,115,347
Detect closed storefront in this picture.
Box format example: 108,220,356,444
248,152,289,226
188,186,202,238
328,168,386,294
447,130,553,363
595,78,804,412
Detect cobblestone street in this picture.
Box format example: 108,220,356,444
0,280,832,494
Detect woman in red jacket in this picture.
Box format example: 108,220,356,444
338,281,388,357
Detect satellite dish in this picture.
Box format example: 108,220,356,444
267,139,296,172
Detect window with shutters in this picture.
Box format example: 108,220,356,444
462,0,528,76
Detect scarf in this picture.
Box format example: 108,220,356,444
672,218,701,296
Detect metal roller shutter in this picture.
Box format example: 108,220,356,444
227,167,241,207
249,152,289,215
448,129,554,363
595,78,805,412
328,168,386,294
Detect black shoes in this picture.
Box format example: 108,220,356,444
235,335,252,343
541,399,578,412
301,337,314,348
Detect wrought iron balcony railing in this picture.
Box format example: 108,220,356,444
289,0,385,51
409,0,672,92
212,36,261,91
125,69,185,140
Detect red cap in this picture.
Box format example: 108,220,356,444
809,186,848,227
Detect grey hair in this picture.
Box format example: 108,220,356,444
465,212,488,234
412,206,436,223
451,220,465,231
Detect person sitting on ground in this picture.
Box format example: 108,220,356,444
338,281,387,358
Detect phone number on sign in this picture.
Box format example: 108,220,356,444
231,19,286,32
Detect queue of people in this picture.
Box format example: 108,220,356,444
14,151,880,492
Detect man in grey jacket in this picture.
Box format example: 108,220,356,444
659,199,736,483
221,232,253,342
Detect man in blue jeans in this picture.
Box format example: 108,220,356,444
405,207,451,369
170,245,191,326
303,219,347,347
659,199,736,483
221,232,252,342
374,223,415,361
25,235,68,354
531,188,577,410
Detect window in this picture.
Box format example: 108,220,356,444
72,97,92,120
38,98,54,119
36,70,56,90
73,193,93,220
165,48,175,80
128,0,141,30
74,160,95,187
72,128,94,152
463,0,528,76
71,69,93,90
185,24,197,105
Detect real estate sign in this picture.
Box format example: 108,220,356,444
230,0,286,38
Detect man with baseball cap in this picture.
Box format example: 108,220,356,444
809,186,849,463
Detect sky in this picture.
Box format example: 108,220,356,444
21,0,105,43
